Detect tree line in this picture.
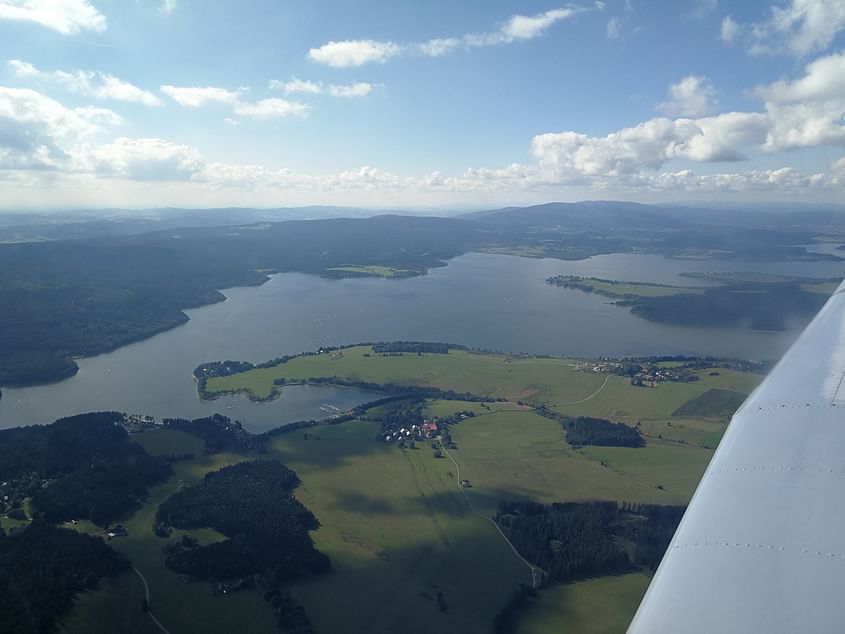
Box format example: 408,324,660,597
163,414,265,454
495,500,684,584
0,521,129,634
156,460,329,583
492,500,684,632
561,416,645,448
0,411,171,526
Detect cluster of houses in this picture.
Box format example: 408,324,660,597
575,360,623,373
382,419,440,443
576,359,697,386
95,524,128,540
119,413,160,433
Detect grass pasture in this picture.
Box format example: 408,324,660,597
62,347,765,634
672,388,749,418
59,570,160,634
579,442,713,504
573,277,701,298
517,573,652,634
206,346,614,405
637,417,727,448
268,420,530,634
325,265,413,277
447,410,670,511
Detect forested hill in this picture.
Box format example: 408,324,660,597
0,215,473,386
1,203,842,386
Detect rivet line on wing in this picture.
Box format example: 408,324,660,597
706,466,845,477
670,543,845,560
750,403,841,412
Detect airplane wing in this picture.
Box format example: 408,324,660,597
628,279,845,633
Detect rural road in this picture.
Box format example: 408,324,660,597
437,375,614,587
556,373,612,406
133,567,172,634
439,443,543,588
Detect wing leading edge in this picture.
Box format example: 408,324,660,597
628,279,845,634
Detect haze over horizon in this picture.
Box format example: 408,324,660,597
1,0,844,209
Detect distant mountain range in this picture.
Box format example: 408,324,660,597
2,200,845,244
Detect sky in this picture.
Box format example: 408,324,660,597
0,0,844,210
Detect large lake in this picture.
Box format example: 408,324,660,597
2,251,843,432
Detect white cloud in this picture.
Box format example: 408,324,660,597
753,50,845,103
78,72,162,106
233,98,309,119
499,7,582,41
649,166,830,193
750,0,845,57
443,6,589,50
310,5,594,66
8,59,38,77
418,38,461,57
271,77,322,95
753,50,845,150
160,85,241,107
0,87,118,169
720,15,741,43
529,51,845,181
75,105,123,127
0,0,105,34
327,82,373,98
269,78,374,98
308,40,401,68
159,0,177,14
10,60,162,106
763,101,845,149
161,84,308,120
530,113,768,178
658,75,717,117
606,17,621,39
87,137,206,181
194,157,837,200
830,156,845,185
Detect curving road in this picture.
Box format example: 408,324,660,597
133,567,172,634
438,442,543,588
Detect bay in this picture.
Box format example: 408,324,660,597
1,252,843,432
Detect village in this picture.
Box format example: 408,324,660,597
381,418,444,444
575,358,700,386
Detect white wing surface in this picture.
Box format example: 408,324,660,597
628,279,845,633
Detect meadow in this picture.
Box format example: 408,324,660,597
325,264,415,277
60,347,763,633
548,276,702,298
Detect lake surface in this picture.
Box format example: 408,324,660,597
2,251,843,432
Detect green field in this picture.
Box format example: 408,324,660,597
268,420,530,634
59,571,160,634
672,388,749,417
62,347,764,634
203,349,760,425
680,271,839,295
477,245,549,258
64,453,279,634
517,574,652,634
325,264,414,277
561,277,702,298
